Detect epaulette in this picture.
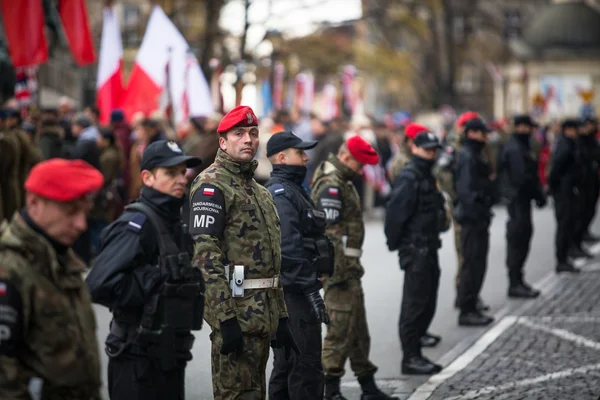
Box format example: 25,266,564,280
127,213,147,233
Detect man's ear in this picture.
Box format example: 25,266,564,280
278,150,287,164
140,169,154,186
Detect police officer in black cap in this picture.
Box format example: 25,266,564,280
454,118,495,326
385,130,449,375
86,140,205,400
575,117,600,244
266,131,334,399
499,115,546,299
549,120,586,273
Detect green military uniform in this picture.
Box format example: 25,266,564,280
311,153,378,380
388,142,412,183
0,214,101,399
189,148,287,399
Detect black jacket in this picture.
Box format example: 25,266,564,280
86,186,189,315
549,134,582,196
385,156,446,252
500,134,545,202
454,139,494,225
265,165,323,294
578,134,600,186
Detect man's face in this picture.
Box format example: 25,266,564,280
220,126,259,162
281,148,309,167
564,127,578,138
142,163,188,198
411,145,437,160
27,194,91,246
466,130,486,142
515,124,532,135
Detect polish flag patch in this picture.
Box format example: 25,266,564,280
0,283,6,296
203,187,215,196
328,188,339,196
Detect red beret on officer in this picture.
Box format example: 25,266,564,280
346,135,379,165
404,123,430,140
456,111,480,128
217,105,259,133
25,159,104,202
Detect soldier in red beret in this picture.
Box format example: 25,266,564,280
311,136,398,399
0,159,104,399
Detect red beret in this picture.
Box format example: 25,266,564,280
404,123,430,140
25,159,104,202
217,105,259,133
456,111,480,128
346,135,379,165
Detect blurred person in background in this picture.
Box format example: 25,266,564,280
577,117,600,243
129,118,167,200
110,109,133,200
68,113,100,169
85,105,101,127
38,108,65,160
150,109,176,140
97,127,123,223
58,96,75,142
308,117,345,186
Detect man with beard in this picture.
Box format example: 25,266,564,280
500,115,547,298
266,130,334,399
385,130,449,375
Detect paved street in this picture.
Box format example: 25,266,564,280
92,202,590,399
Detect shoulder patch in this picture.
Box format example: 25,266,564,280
269,183,286,196
0,279,23,356
126,213,147,233
317,186,342,224
189,184,226,239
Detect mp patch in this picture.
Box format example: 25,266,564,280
0,280,22,356
317,186,343,224
189,184,226,239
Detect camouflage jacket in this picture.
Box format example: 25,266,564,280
388,142,412,183
0,214,101,400
311,153,365,285
189,149,287,336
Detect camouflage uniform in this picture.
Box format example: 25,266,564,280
190,148,287,399
388,142,412,183
0,214,101,399
311,153,378,379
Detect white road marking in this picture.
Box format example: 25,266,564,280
526,315,600,323
517,318,600,351
441,362,600,400
405,316,517,400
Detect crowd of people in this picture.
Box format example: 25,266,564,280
0,96,599,400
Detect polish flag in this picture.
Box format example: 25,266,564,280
123,6,213,124
96,7,125,125
203,187,215,196
328,188,339,196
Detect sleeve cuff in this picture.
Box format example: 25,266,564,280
215,298,238,324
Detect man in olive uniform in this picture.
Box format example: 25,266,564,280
266,131,333,399
312,135,397,400
189,106,295,399
388,123,430,182
434,111,489,312
0,158,104,399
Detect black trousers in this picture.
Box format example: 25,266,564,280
108,353,186,400
554,191,579,264
506,196,533,286
398,247,440,359
458,223,490,312
269,292,324,400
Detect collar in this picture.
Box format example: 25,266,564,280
20,209,68,255
327,153,358,180
215,148,258,179
511,133,531,148
270,164,307,186
139,186,184,222
411,155,436,172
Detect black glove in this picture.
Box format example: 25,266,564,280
306,290,330,324
219,317,243,355
536,195,547,208
271,318,301,358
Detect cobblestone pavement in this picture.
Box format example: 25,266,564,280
407,254,600,400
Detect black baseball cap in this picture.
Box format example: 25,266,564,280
140,140,202,171
513,114,538,127
266,130,318,157
413,132,441,149
562,119,581,130
464,118,490,134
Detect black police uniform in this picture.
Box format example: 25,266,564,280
500,132,546,296
86,141,204,400
454,135,494,325
265,133,333,400
575,126,600,244
385,149,448,375
549,129,584,271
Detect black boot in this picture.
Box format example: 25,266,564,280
402,355,442,375
583,232,600,243
324,376,348,400
420,332,442,347
508,283,540,299
556,262,581,274
358,374,399,400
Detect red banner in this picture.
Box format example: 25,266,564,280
0,0,48,67
59,0,96,66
